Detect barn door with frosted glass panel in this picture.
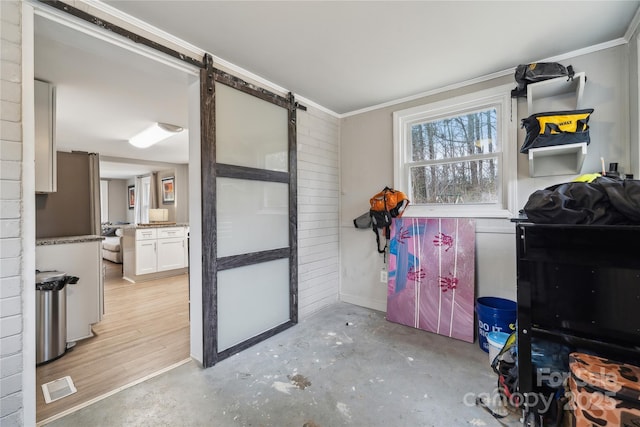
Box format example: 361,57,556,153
201,66,297,366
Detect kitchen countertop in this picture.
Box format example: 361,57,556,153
122,223,189,229
36,235,105,246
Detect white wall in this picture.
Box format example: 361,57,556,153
631,28,640,178
1,2,26,425
174,164,189,224
107,179,128,223
340,76,517,311
516,46,631,203
152,165,188,224
125,177,135,224
156,169,177,222
297,106,341,318
340,44,631,311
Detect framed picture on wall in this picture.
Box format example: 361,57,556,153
128,185,135,209
162,177,175,204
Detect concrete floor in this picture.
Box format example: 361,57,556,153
43,302,522,427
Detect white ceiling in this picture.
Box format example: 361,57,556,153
35,1,640,177
103,0,640,113
35,15,192,179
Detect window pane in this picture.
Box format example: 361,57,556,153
100,180,109,223
141,176,150,224
411,108,498,161
217,178,289,257
217,259,290,352
410,159,499,204
216,83,289,172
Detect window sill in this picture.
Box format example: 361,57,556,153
403,205,515,219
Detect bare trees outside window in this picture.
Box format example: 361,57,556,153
393,85,517,218
409,108,498,204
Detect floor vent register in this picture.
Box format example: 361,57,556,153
42,376,77,404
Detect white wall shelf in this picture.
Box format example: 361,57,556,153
528,142,587,177
526,72,587,176
527,72,586,114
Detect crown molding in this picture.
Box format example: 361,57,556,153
339,68,514,118
624,5,640,42
541,38,628,64
340,37,629,118
294,94,341,118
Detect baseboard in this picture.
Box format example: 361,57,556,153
339,293,387,313
122,268,188,284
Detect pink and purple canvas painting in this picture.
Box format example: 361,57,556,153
386,217,476,343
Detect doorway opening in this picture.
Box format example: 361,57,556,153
31,10,199,424
27,2,301,422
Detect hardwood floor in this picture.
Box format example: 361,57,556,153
36,260,190,423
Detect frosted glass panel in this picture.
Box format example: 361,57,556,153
218,259,290,351
216,83,288,171
217,178,289,257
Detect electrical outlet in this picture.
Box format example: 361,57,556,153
380,269,388,283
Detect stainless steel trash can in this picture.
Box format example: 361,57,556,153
36,271,77,365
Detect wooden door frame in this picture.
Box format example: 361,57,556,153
201,56,298,367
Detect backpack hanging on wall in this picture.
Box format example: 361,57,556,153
368,187,409,254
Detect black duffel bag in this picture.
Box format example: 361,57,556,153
511,62,575,97
520,109,594,154
524,176,640,225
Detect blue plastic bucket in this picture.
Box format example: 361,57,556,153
476,297,516,353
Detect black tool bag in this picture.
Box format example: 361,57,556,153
511,62,575,97
524,176,640,225
520,109,593,154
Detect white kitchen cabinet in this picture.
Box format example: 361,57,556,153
134,228,157,275
157,237,186,271
156,227,186,272
123,226,188,282
157,227,184,239
135,239,157,275
36,238,103,343
136,228,157,241
35,79,57,193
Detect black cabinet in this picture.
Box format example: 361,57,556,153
516,223,640,422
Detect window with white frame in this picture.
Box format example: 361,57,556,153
135,175,152,224
393,85,517,218
100,180,109,223
140,176,151,223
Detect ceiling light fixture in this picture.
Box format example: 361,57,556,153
128,122,184,148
